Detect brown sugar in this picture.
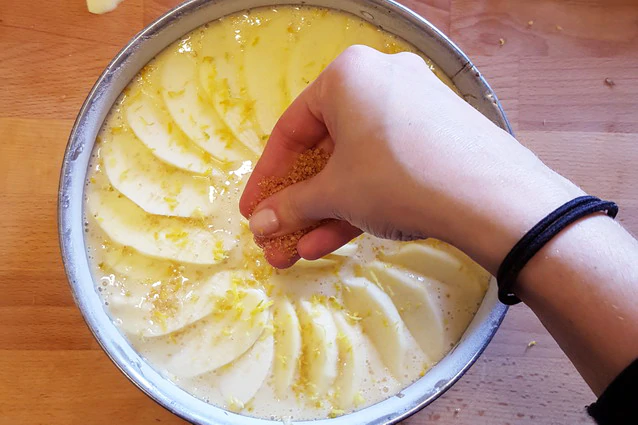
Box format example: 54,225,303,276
252,148,331,260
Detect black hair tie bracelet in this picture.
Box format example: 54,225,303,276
497,195,619,305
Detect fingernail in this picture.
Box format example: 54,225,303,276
249,209,279,236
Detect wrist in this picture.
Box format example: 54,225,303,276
515,213,622,303
446,169,586,276
513,214,638,394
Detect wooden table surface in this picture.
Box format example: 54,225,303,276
1,0,637,424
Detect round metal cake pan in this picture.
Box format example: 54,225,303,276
59,1,510,424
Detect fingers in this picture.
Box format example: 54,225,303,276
239,79,328,218
248,169,335,237
298,221,363,260
259,220,362,269
262,247,301,270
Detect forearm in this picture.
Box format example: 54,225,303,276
516,214,638,395
430,148,638,395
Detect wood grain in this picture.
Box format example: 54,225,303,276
450,0,638,57
1,0,637,424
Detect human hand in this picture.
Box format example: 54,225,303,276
239,45,583,271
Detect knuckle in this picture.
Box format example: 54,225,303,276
328,45,378,78
320,46,380,99
281,179,320,226
340,44,376,60
392,51,425,68
296,172,338,222
281,188,304,224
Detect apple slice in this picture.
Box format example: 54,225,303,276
329,242,358,258
109,270,237,337
297,300,338,396
293,258,338,269
380,241,490,292
363,262,445,362
125,96,214,174
242,10,295,134
291,242,357,268
198,19,264,155
97,238,208,283
286,10,349,100
87,187,238,265
332,311,367,409
209,326,274,407
342,277,414,380
160,52,247,162
335,17,389,55
272,297,302,397
164,288,271,377
337,16,416,56
102,130,215,217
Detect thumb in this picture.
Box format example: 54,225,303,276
248,172,335,238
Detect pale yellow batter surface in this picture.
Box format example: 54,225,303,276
84,6,489,420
